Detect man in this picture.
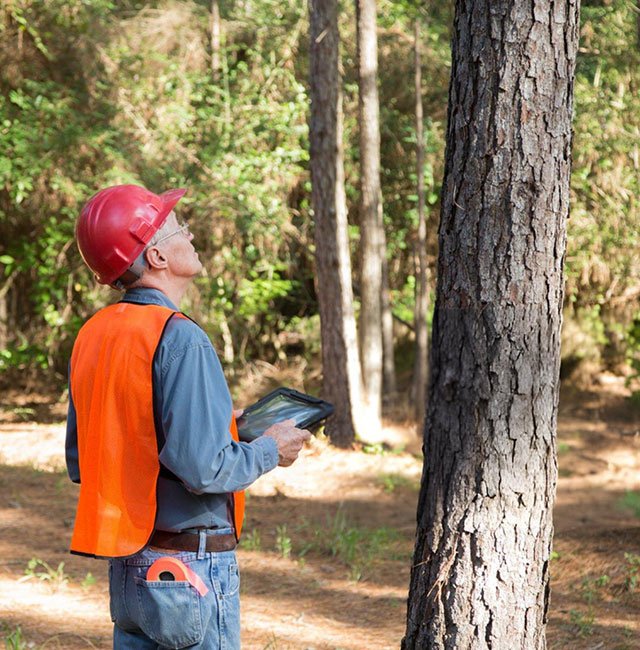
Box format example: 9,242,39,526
65,184,310,649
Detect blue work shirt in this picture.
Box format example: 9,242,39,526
65,287,279,532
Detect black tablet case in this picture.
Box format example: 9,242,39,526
236,387,334,442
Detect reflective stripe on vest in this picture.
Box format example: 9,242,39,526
69,302,244,558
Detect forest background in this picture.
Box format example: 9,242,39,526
1,0,639,393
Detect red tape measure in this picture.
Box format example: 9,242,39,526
147,557,209,597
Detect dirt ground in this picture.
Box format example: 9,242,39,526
1,376,639,649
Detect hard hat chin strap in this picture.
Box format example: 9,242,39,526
110,250,149,291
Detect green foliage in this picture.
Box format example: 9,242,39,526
239,528,262,552
81,572,96,588
362,442,388,456
624,552,640,591
275,524,292,559
626,314,640,397
581,574,610,604
20,557,69,591
565,1,640,367
378,472,419,493
0,344,48,372
618,490,640,519
2,624,27,650
299,508,398,582
0,0,639,383
569,609,595,637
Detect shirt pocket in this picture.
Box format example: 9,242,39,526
134,577,204,649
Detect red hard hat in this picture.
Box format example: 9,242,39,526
76,184,186,286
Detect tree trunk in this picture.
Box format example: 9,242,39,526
356,0,384,424
381,250,397,397
210,0,221,82
308,0,365,448
412,15,429,427
403,1,580,648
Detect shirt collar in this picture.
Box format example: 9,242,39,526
120,287,179,311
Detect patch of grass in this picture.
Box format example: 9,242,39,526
581,574,610,604
19,558,68,592
362,442,387,456
569,608,595,637
557,442,572,454
618,491,640,519
623,552,640,591
81,572,96,588
361,441,407,456
628,391,640,408
239,528,262,552
8,407,36,422
275,525,292,559
299,508,399,582
2,624,28,650
378,472,419,494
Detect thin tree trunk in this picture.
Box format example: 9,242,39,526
403,1,581,648
308,0,365,447
381,249,397,398
356,0,383,424
412,16,429,427
219,311,235,366
210,0,221,81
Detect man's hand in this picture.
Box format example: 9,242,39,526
263,418,311,467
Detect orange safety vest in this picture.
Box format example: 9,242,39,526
69,302,244,558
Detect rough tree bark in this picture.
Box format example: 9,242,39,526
403,1,580,648
356,0,384,423
308,0,365,447
412,15,429,427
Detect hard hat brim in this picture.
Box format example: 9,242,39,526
159,188,187,218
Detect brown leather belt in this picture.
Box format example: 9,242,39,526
149,530,237,553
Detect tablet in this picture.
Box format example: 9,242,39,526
236,387,334,442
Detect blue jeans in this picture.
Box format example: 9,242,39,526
109,529,240,649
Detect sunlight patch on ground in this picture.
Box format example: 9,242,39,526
0,576,111,631
0,423,66,471
243,597,401,650
248,437,422,500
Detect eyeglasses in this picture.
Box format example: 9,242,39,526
150,221,191,246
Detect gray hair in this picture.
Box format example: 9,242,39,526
146,216,176,248
113,215,175,290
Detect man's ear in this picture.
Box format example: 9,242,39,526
144,246,169,271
